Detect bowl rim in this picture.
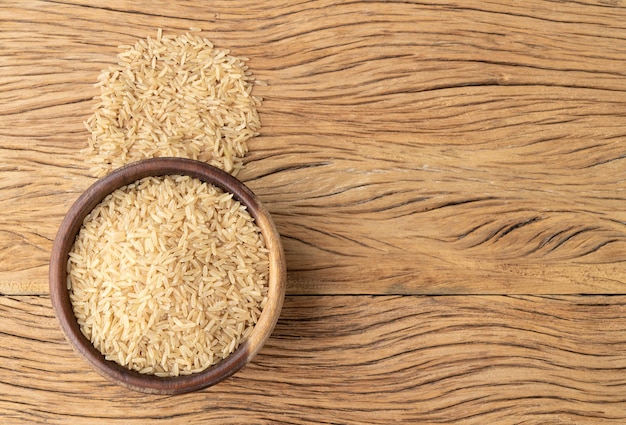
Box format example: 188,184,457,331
49,157,286,394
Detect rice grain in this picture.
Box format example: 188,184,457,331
84,30,262,177
68,175,269,377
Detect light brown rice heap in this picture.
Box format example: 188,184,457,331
84,29,262,177
68,175,269,377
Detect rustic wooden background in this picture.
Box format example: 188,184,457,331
1,0,626,423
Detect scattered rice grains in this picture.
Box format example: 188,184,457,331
68,175,270,377
84,28,262,177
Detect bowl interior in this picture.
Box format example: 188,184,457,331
49,158,286,394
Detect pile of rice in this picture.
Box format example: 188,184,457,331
68,175,269,377
84,29,262,177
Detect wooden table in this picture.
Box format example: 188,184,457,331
2,1,626,423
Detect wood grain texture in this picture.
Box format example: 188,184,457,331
2,2,626,421
1,0,625,295
0,0,626,418
1,295,625,424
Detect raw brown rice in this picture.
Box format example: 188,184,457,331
84,29,262,177
67,175,269,377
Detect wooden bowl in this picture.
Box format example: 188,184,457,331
49,158,286,394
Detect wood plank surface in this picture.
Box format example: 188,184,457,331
1,1,626,423
2,294,626,424
1,0,625,295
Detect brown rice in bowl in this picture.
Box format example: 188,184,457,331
49,158,286,394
